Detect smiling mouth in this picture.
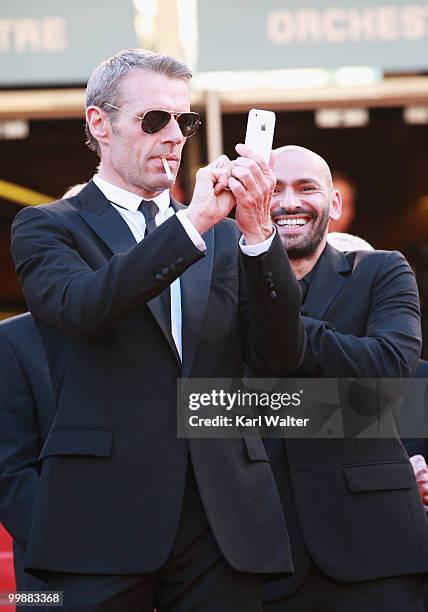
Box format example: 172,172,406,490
276,218,308,227
272,215,312,228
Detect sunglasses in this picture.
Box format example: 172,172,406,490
103,103,201,138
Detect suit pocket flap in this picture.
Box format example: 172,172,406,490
344,462,414,493
39,427,113,459
243,435,270,462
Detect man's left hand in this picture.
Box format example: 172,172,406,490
410,454,428,506
228,144,275,245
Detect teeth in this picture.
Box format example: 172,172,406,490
276,218,308,226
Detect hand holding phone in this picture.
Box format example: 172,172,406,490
228,110,276,243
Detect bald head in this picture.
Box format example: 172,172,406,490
272,145,333,191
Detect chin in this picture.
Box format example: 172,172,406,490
141,178,171,195
157,179,173,192
155,171,174,188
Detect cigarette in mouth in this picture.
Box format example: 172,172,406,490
161,157,173,183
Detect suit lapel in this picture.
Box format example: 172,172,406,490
303,244,352,320
147,297,181,365
172,200,215,377
77,180,137,253
180,229,214,378
76,181,180,364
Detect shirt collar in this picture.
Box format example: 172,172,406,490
93,174,171,214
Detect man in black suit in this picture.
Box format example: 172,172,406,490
0,313,55,593
10,49,305,611
263,145,428,611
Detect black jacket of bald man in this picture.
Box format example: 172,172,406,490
264,244,428,603
0,312,55,590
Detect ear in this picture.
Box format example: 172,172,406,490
329,189,342,221
86,106,110,149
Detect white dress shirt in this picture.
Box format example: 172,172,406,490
92,174,275,360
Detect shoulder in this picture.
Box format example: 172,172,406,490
347,249,418,305
349,249,411,273
0,312,36,340
0,313,40,358
12,197,79,224
11,198,83,250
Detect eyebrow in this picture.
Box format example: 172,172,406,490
275,178,322,188
295,178,323,188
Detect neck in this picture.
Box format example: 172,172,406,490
97,162,163,199
289,236,327,279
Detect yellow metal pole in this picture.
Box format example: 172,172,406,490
0,179,53,206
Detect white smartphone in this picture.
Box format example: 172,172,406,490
244,109,276,164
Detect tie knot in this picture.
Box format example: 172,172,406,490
139,200,158,235
139,200,158,220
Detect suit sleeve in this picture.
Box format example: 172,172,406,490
0,333,41,548
239,231,306,376
11,205,203,337
300,251,421,378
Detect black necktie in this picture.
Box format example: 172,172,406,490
139,200,158,236
139,200,172,328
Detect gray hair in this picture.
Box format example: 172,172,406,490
85,48,192,156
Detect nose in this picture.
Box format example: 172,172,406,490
277,187,301,212
160,115,185,145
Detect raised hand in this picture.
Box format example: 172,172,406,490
184,155,236,235
228,143,275,245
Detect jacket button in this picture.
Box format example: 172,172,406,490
265,272,273,279
169,263,176,273
155,273,163,281
269,290,277,299
176,257,184,267
162,267,169,276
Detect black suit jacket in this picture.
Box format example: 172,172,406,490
264,244,428,601
0,313,55,589
10,180,305,579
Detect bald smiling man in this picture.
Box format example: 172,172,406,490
263,146,428,611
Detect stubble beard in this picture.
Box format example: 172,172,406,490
283,207,330,260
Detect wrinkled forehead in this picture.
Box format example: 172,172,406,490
272,148,332,188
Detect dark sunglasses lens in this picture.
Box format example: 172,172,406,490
177,113,201,137
141,110,171,134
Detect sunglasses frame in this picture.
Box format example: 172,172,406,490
103,103,201,137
